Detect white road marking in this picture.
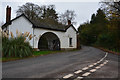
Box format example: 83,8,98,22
97,61,100,63
77,76,83,79
99,64,104,67
62,53,109,79
74,70,82,74
103,62,107,64
89,65,94,67
105,60,108,62
98,52,108,63
93,63,97,65
74,77,83,80
63,74,73,79
105,52,108,58
90,69,96,72
82,67,89,70
102,52,108,59
99,58,103,62
82,72,91,76
95,66,101,69
103,60,108,64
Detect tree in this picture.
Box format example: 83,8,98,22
16,2,42,20
96,32,117,49
78,9,108,45
16,3,58,22
42,5,58,21
101,1,120,18
101,1,120,51
90,14,96,24
91,9,108,25
78,23,97,45
59,10,76,25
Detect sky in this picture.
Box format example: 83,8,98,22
0,0,102,29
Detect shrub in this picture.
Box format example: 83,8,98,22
2,30,33,58
96,33,117,49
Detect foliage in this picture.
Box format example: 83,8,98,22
41,5,58,21
16,3,58,24
90,9,108,24
96,33,117,49
58,10,76,25
16,3,76,26
16,2,42,20
79,24,97,45
101,1,120,18
2,30,33,58
78,9,108,45
78,5,120,52
101,1,120,51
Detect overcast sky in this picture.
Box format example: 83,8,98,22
0,0,102,29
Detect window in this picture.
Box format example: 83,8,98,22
69,38,72,47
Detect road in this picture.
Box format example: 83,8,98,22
2,46,119,80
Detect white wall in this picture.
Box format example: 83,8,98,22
34,26,77,49
8,16,33,47
65,27,77,49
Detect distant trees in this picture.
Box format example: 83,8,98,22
101,1,120,18
101,1,120,50
58,10,76,25
16,3,42,20
16,2,76,26
78,1,120,52
41,5,58,21
16,3,58,21
78,8,108,45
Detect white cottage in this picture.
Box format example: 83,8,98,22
2,6,77,50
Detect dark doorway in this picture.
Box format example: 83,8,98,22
38,32,60,50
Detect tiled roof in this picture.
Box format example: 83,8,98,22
2,14,77,32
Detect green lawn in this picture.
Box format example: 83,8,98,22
2,50,63,62
33,51,62,56
2,49,79,62
2,57,21,62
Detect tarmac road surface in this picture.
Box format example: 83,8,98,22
2,46,119,79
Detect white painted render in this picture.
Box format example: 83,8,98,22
5,16,33,47
4,16,77,49
34,27,77,49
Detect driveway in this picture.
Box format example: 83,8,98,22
2,46,119,79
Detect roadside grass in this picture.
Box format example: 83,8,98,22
2,51,61,62
2,49,79,62
33,50,63,56
2,57,21,62
93,45,120,55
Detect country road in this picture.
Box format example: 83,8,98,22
2,46,119,79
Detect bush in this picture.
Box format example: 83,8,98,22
96,33,117,49
2,31,33,58
80,25,97,45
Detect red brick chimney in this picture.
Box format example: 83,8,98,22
68,20,71,25
6,6,11,23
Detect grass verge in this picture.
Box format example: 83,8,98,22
94,46,120,55
2,49,79,62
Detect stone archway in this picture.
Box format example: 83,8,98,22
38,32,60,50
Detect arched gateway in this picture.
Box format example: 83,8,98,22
38,32,60,50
